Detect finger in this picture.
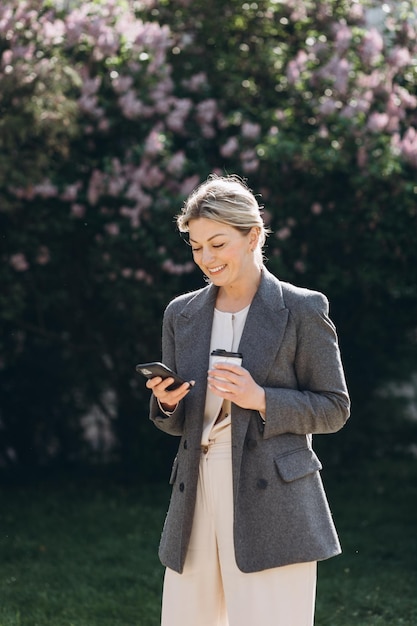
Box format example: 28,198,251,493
146,376,163,389
208,371,239,387
208,377,236,395
159,381,193,403
212,363,242,374
148,376,178,392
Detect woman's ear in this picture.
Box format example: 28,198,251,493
249,226,260,251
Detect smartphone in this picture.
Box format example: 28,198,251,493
136,362,187,391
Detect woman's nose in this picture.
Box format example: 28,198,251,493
202,247,214,264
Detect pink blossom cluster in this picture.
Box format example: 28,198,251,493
3,0,417,288
218,118,262,173
281,3,417,171
9,246,51,272
161,259,195,275
392,128,417,168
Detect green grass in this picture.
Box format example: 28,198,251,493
0,474,167,626
0,458,416,625
316,459,417,625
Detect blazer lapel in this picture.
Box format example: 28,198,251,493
174,283,218,444
232,268,289,483
238,268,289,385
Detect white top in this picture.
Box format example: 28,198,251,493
201,305,250,445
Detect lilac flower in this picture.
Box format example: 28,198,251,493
360,28,384,65
334,23,352,54
33,180,58,198
356,146,368,169
240,149,259,173
61,182,82,202
134,269,153,284
42,19,65,46
36,246,50,265
286,50,309,84
162,259,195,275
317,55,352,95
78,94,103,118
294,260,306,273
196,99,217,125
104,223,120,236
276,227,291,241
1,49,13,67
87,169,104,205
180,175,201,197
389,46,411,69
357,70,385,90
108,174,126,197
118,91,144,119
394,86,417,111
9,185,35,200
81,75,101,96
241,121,261,140
10,253,29,272
287,0,307,22
348,3,364,21
318,98,338,116
167,151,186,175
144,126,165,157
141,165,165,189
399,127,417,168
71,204,86,218
111,75,133,94
318,125,329,138
181,72,208,92
311,202,323,215
367,112,389,133
166,98,192,133
120,206,142,229
220,137,239,158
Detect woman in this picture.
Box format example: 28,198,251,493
147,174,350,626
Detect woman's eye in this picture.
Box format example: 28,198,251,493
191,247,201,253
212,243,224,249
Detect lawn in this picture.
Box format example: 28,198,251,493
0,457,416,626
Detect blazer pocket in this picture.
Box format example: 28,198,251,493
169,457,178,485
274,448,322,483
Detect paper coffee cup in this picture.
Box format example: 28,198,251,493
210,349,242,391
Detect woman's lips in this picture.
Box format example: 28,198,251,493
208,264,226,275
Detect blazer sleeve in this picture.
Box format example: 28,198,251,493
263,291,350,439
149,301,186,437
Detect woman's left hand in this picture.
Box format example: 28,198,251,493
207,362,266,413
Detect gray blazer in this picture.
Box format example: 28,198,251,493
150,267,350,574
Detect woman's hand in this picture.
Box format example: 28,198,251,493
207,363,266,413
146,376,193,413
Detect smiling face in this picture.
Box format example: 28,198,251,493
188,217,260,291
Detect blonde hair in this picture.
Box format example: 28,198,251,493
177,175,269,260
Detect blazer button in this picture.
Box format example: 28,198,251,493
179,482,185,492
246,438,257,451
256,478,268,490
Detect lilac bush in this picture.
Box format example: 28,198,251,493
1,0,416,470
0,0,204,469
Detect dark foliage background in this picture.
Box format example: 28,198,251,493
1,0,417,480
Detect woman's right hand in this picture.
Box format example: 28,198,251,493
146,376,194,412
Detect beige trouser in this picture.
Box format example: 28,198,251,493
161,427,317,626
